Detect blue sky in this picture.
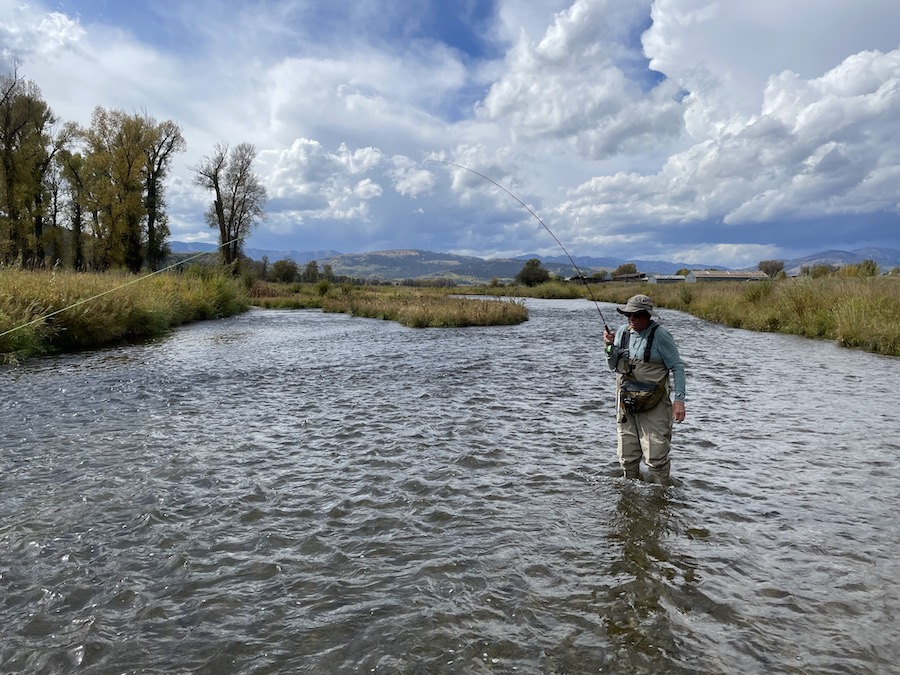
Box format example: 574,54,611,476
2,0,898,266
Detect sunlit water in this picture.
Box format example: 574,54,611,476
2,300,898,674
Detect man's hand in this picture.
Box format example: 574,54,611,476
673,400,686,423
604,328,615,345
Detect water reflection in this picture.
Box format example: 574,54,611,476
601,484,693,672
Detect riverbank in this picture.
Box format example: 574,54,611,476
0,274,529,363
0,268,249,363
249,280,529,328
469,276,900,357
4,272,897,362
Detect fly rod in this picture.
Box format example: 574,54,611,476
430,159,610,331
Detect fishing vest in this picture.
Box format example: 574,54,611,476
616,323,670,413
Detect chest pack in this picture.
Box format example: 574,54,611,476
618,324,667,414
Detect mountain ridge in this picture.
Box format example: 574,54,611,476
169,242,900,282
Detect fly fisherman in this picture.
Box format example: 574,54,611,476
603,294,686,485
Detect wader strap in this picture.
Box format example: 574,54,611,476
618,323,660,362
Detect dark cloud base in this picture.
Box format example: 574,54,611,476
650,212,899,257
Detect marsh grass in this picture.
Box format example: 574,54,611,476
250,281,528,328
0,267,249,362
7,271,896,361
545,277,900,357
487,280,585,300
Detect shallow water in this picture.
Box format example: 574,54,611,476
2,300,899,674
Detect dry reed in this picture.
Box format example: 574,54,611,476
0,267,249,362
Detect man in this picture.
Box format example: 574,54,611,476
603,294,686,485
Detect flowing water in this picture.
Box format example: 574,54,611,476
2,299,898,674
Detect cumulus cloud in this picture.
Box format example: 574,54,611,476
561,47,900,247
478,0,685,159
0,8,83,65
389,157,436,198
2,0,898,266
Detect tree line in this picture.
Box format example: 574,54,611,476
0,68,267,273
512,258,894,287
758,258,895,278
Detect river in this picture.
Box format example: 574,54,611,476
2,299,898,674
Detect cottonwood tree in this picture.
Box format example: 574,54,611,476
0,69,35,264
515,258,551,286
0,70,74,266
78,107,183,272
192,142,267,269
29,120,76,266
270,258,298,283
301,260,319,282
58,149,89,269
612,263,638,277
0,70,181,271
758,260,784,278
143,115,185,270
81,107,150,271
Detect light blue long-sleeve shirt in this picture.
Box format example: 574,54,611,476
609,321,686,401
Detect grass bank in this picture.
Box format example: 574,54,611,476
250,280,529,328
469,277,900,357
0,267,249,363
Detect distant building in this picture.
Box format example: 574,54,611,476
566,275,607,284
648,274,685,284
612,272,648,283
685,270,769,283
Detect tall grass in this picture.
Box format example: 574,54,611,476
483,280,585,300
0,267,249,363
249,281,528,328
567,277,900,357
326,289,528,327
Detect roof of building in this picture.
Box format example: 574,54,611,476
687,270,769,279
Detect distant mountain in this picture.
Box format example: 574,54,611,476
169,242,900,282
169,241,342,264
169,241,218,253
521,254,726,275
245,246,343,264
742,248,900,275
304,250,724,281
315,249,577,282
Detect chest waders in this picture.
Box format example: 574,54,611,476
616,324,669,423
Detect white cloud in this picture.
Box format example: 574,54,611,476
644,0,900,140
389,157,436,198
478,0,684,159
0,8,83,61
2,0,899,262
330,144,383,175
561,46,900,239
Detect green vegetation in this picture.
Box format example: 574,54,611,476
250,280,528,328
1,69,265,275
0,267,249,363
514,258,551,286
480,279,586,299
472,276,899,356
4,243,898,362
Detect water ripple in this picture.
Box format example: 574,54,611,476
2,303,900,673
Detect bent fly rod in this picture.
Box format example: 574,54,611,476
430,159,610,332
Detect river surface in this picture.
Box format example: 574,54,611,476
2,299,899,674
